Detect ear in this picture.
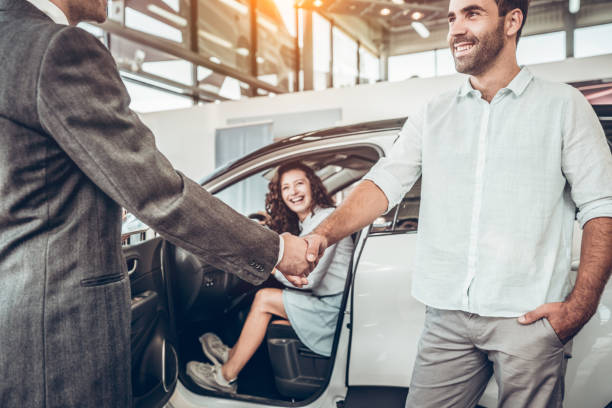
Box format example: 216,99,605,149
506,8,523,39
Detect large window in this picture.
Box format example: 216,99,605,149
333,27,358,87
389,51,436,81
313,13,331,91
517,31,566,65
574,23,612,58
124,5,184,43
359,47,380,84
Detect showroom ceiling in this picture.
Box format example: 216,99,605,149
301,0,612,55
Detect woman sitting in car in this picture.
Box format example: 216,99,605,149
187,161,354,394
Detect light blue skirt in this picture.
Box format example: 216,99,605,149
282,289,343,357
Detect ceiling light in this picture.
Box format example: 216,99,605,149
236,47,250,56
411,21,430,38
257,56,265,64
146,5,187,27
569,0,580,13
209,56,222,64
411,11,424,20
380,8,391,16
313,0,323,7
391,0,404,4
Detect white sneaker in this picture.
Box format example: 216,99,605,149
186,361,237,394
199,333,230,366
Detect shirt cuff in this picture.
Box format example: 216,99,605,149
275,234,284,268
363,166,405,213
577,198,612,228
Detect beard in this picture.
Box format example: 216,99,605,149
452,18,505,76
66,0,108,24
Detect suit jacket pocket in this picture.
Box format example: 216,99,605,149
81,272,125,287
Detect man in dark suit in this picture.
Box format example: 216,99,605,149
0,0,312,406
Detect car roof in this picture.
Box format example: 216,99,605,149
201,104,612,186
200,117,407,185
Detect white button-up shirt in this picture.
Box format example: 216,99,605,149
26,0,69,24
365,67,612,317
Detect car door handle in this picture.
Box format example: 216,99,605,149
127,258,138,276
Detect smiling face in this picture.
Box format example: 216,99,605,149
447,0,506,76
280,169,314,222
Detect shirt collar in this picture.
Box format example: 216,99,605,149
25,0,69,25
298,206,319,229
458,66,534,98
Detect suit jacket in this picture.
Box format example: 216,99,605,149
0,1,279,406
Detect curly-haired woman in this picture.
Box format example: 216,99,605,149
187,161,354,394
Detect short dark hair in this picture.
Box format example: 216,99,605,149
495,0,529,43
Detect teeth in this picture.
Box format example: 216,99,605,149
455,44,473,52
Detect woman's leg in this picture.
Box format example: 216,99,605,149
222,288,287,381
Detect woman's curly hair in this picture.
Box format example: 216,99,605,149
265,161,335,235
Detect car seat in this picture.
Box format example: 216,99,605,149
265,230,362,400
265,322,331,399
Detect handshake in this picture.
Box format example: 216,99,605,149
275,232,329,287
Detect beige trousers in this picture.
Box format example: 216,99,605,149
405,307,572,408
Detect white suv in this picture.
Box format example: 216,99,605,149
124,108,612,408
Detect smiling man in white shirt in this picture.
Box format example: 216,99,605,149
302,0,612,406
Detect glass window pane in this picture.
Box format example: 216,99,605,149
123,81,193,113
517,31,566,65
214,170,269,217
124,7,183,43
272,0,297,37
575,23,612,58
313,12,331,90
333,27,358,87
142,59,193,86
109,36,193,86
359,47,379,84
256,6,296,93
388,51,436,81
435,48,456,76
198,0,251,74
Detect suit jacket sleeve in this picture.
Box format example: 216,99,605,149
35,26,278,285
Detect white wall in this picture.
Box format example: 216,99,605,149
140,53,612,181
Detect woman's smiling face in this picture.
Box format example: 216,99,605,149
280,168,313,222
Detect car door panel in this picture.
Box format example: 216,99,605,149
123,237,178,408
348,232,423,387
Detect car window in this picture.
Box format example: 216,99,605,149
213,147,380,217
215,169,269,217
370,177,421,234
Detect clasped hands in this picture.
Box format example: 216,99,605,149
275,232,328,288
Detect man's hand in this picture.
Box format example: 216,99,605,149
518,300,595,344
276,233,312,287
304,233,329,264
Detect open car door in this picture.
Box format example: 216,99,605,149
343,180,423,407
123,236,178,408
